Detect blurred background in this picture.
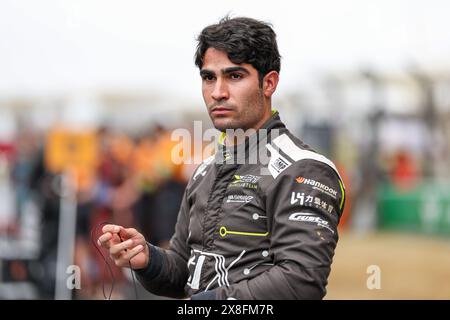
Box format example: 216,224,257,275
1,0,450,299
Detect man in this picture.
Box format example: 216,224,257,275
98,16,345,300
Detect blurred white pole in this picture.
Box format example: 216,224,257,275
54,172,77,300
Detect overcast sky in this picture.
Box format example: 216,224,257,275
1,0,449,102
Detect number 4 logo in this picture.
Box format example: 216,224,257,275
290,192,304,205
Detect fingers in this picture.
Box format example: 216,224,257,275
102,224,122,234
101,225,140,240
97,224,147,268
119,227,140,240
110,238,134,256
97,231,122,249
114,244,145,268
98,224,122,248
121,244,144,263
97,232,112,247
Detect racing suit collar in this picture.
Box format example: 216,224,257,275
215,110,286,164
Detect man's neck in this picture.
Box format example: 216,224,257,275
224,130,249,147
223,108,273,147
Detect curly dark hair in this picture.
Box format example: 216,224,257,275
194,16,281,85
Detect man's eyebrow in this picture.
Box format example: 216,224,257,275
200,67,250,77
222,66,250,75
200,69,215,77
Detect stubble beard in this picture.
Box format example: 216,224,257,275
210,90,265,133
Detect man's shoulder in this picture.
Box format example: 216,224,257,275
265,131,342,183
264,131,346,215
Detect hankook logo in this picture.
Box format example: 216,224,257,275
295,176,338,199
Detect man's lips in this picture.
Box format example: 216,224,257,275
210,106,233,115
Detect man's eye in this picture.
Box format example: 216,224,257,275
230,73,242,80
202,75,215,81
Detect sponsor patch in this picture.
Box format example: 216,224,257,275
272,157,290,172
295,176,338,199
290,192,334,214
265,144,292,178
226,194,254,203
288,212,334,233
228,174,261,190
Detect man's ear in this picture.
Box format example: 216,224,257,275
262,71,279,98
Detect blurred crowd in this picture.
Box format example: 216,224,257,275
0,123,199,299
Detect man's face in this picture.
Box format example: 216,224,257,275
200,48,269,132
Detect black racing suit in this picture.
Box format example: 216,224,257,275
135,111,346,299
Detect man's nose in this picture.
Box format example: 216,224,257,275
211,79,229,101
